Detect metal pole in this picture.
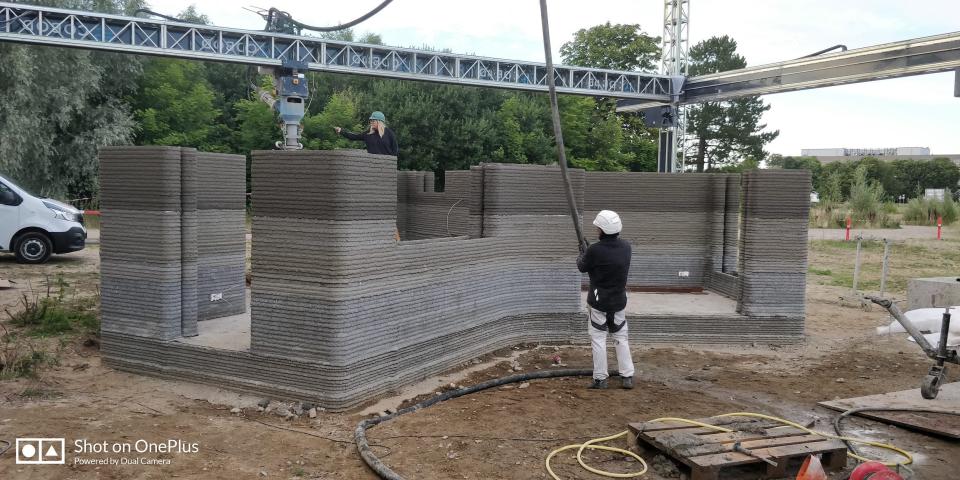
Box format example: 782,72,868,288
538,0,587,251
880,238,890,298
852,234,862,296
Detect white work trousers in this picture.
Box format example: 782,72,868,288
588,307,635,381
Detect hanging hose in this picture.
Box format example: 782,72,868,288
538,0,588,251
266,0,394,34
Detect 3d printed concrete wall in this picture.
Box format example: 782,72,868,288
99,146,246,340
101,147,810,410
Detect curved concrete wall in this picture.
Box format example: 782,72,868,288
101,148,810,410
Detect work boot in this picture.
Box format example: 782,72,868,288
588,378,608,389
621,376,634,390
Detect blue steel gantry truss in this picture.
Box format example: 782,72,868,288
0,2,676,101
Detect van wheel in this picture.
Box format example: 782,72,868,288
14,232,52,264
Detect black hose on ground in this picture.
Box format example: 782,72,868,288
356,368,609,479
538,0,588,252
833,407,960,457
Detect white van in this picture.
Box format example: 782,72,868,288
0,173,87,264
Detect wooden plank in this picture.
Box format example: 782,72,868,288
629,418,782,435
819,382,960,439
691,440,846,468
685,426,807,444
679,435,832,459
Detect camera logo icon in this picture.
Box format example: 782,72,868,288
16,438,66,464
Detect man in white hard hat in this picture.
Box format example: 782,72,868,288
577,210,635,389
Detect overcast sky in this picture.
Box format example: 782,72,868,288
151,0,960,156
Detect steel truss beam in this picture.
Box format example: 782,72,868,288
0,2,675,101
618,30,960,112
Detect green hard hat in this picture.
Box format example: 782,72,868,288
369,111,386,122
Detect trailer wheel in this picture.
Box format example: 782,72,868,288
921,374,941,400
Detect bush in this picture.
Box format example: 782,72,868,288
0,327,56,379
903,192,958,225
3,276,100,337
849,166,884,222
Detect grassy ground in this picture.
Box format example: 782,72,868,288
807,225,960,295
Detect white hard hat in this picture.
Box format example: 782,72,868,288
593,210,622,235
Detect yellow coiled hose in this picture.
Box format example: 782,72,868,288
545,412,913,479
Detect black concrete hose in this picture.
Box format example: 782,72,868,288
356,368,605,479
538,0,588,251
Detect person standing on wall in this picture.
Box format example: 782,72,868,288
334,111,399,156
577,210,635,390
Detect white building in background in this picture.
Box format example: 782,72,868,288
799,147,960,166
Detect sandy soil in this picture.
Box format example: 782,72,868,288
1,238,958,479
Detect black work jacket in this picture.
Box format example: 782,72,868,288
577,234,632,313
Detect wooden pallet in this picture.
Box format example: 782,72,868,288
628,417,847,480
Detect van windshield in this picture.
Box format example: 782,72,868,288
0,174,37,198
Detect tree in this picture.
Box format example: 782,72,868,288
493,94,553,164
302,91,364,150
559,22,662,171
560,22,660,71
0,0,143,199
685,36,778,172
132,59,226,151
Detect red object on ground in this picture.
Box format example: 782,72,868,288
938,215,943,240
845,216,852,241
849,461,904,480
795,454,827,480
83,210,101,216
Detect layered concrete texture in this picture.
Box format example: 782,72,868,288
249,152,582,405
737,170,811,319
581,172,739,290
101,147,810,410
396,170,480,240
99,146,246,341
908,277,960,310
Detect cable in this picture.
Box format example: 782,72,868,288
356,368,600,480
267,0,394,34
801,44,848,58
546,417,731,479
355,370,919,479
833,407,960,458
715,412,912,467
247,417,392,456
133,9,201,24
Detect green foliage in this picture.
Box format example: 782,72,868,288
492,95,552,164
779,156,960,202
0,1,141,199
903,192,958,225
848,165,885,224
303,91,363,150
559,22,660,71
4,278,100,338
685,36,778,172
133,59,227,151
0,336,55,380
558,22,660,172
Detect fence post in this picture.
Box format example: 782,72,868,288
852,234,863,297
845,216,851,241
880,238,890,298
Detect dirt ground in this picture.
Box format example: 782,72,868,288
1,231,959,479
